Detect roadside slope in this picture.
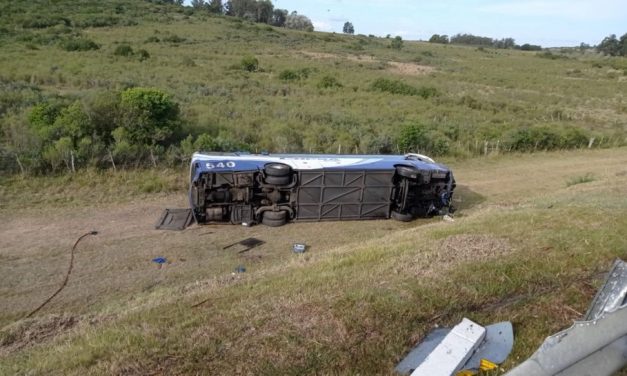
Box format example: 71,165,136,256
1,148,626,374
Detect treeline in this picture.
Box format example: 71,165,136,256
429,33,542,51
189,0,314,31
596,33,627,56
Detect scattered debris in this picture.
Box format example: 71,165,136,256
234,265,246,273
505,259,627,376
396,319,513,376
152,257,167,264
155,208,193,231
443,214,455,222
223,237,265,253
292,243,307,253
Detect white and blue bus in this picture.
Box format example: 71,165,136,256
190,152,455,226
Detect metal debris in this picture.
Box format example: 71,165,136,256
292,243,307,253
396,321,513,376
223,237,265,253
505,259,627,376
155,208,194,231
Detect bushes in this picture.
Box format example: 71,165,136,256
317,75,342,89
6,88,184,173
162,34,186,43
278,68,312,81
60,37,100,51
114,44,134,56
397,122,451,156
370,78,438,98
241,55,259,72
504,125,589,152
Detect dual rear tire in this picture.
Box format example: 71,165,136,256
261,210,287,227
264,163,291,185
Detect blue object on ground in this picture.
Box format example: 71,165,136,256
152,257,167,264
235,265,246,273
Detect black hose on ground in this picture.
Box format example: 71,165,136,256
25,230,98,318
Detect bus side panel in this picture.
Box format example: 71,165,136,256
295,169,395,221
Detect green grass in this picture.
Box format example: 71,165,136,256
1,0,626,170
0,168,186,210
565,172,595,187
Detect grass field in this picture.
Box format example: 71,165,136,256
1,0,626,173
1,147,626,374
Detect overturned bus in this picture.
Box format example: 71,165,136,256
189,152,455,227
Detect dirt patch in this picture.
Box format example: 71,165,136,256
300,51,341,60
300,51,434,76
0,314,79,356
438,234,512,264
386,61,435,76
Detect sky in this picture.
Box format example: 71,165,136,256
268,0,626,47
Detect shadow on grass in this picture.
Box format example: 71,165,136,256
453,185,486,213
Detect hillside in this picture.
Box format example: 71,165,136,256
1,0,626,174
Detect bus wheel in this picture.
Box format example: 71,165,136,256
262,210,287,227
264,175,290,185
391,210,413,222
265,163,291,177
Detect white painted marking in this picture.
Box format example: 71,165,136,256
411,318,486,376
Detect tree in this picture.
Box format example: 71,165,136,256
256,0,273,23
494,37,515,49
225,0,255,18
597,34,620,56
271,8,287,27
208,0,223,14
390,36,403,50
119,88,180,149
620,33,627,56
285,12,313,32
343,21,354,35
428,34,449,44
191,0,206,9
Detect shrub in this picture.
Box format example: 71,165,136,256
390,36,403,50
241,56,259,72
60,38,100,52
279,69,299,81
566,173,595,187
317,75,342,89
370,78,438,98
74,16,119,28
181,56,196,67
397,123,450,156
114,44,134,56
119,87,180,147
145,36,160,43
505,125,590,152
22,16,70,29
162,34,186,43
137,49,150,61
